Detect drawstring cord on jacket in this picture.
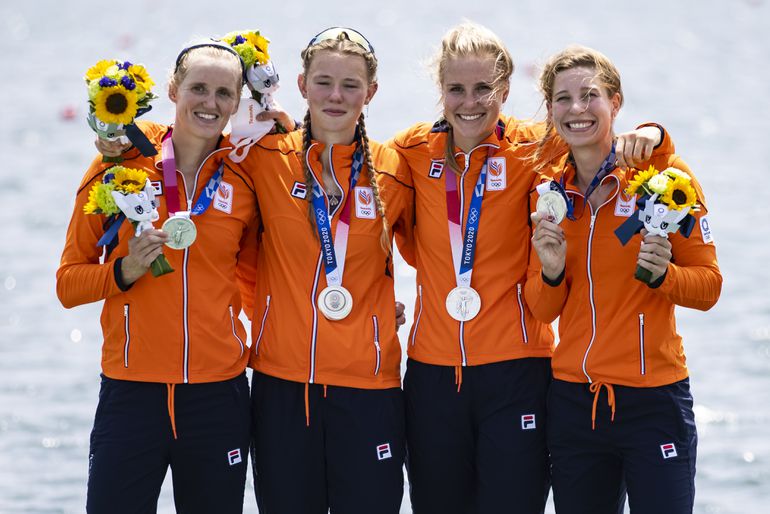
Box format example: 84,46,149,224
454,366,463,393
589,382,616,430
166,383,178,439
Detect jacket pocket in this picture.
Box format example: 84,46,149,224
229,305,245,358
516,284,529,344
410,284,423,347
123,304,130,368
638,313,646,376
372,315,381,376
254,295,271,356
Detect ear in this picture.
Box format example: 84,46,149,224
501,85,510,104
168,83,178,104
364,82,378,105
610,92,621,118
297,74,308,99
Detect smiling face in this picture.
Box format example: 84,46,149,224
298,50,377,144
549,65,620,151
169,53,241,143
441,55,509,152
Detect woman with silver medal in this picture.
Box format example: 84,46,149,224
58,41,265,513
526,46,721,514
232,28,414,513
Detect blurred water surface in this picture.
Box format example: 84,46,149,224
1,0,768,512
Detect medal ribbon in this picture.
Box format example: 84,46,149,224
445,148,494,288
557,142,617,220
161,133,224,217
309,144,365,287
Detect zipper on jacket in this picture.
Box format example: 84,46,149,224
580,178,622,383
229,305,245,358
173,146,231,383
410,285,423,347
453,143,498,367
307,144,344,384
123,304,130,368
516,283,529,344
581,212,599,382
254,295,271,356
372,315,381,376
638,313,646,375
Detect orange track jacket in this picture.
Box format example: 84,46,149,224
57,122,260,384
388,117,556,367
524,153,721,387
235,132,414,389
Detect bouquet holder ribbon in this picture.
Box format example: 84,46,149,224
124,106,157,158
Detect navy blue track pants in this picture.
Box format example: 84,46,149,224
86,374,250,514
250,372,406,514
548,378,697,514
404,357,552,514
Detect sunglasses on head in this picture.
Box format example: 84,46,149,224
306,27,375,54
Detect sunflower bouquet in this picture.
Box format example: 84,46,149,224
85,60,158,162
84,166,173,277
615,166,699,283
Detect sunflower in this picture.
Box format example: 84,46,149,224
246,32,270,55
127,63,155,91
112,166,148,194
624,165,658,196
661,176,698,210
93,85,139,125
85,59,118,82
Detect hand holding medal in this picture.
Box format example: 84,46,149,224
84,166,174,277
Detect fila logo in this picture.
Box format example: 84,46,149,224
486,157,506,191
521,414,536,430
660,443,678,459
355,186,376,219
150,181,163,196
614,193,636,217
376,443,392,461
227,448,243,466
429,160,444,179
213,181,233,214
291,181,307,199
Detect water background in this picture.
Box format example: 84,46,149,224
1,0,768,512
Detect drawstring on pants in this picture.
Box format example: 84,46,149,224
454,366,463,393
304,383,329,427
166,383,178,439
589,382,616,430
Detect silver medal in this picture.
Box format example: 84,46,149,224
445,286,481,322
536,190,568,224
318,285,353,321
162,214,197,249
